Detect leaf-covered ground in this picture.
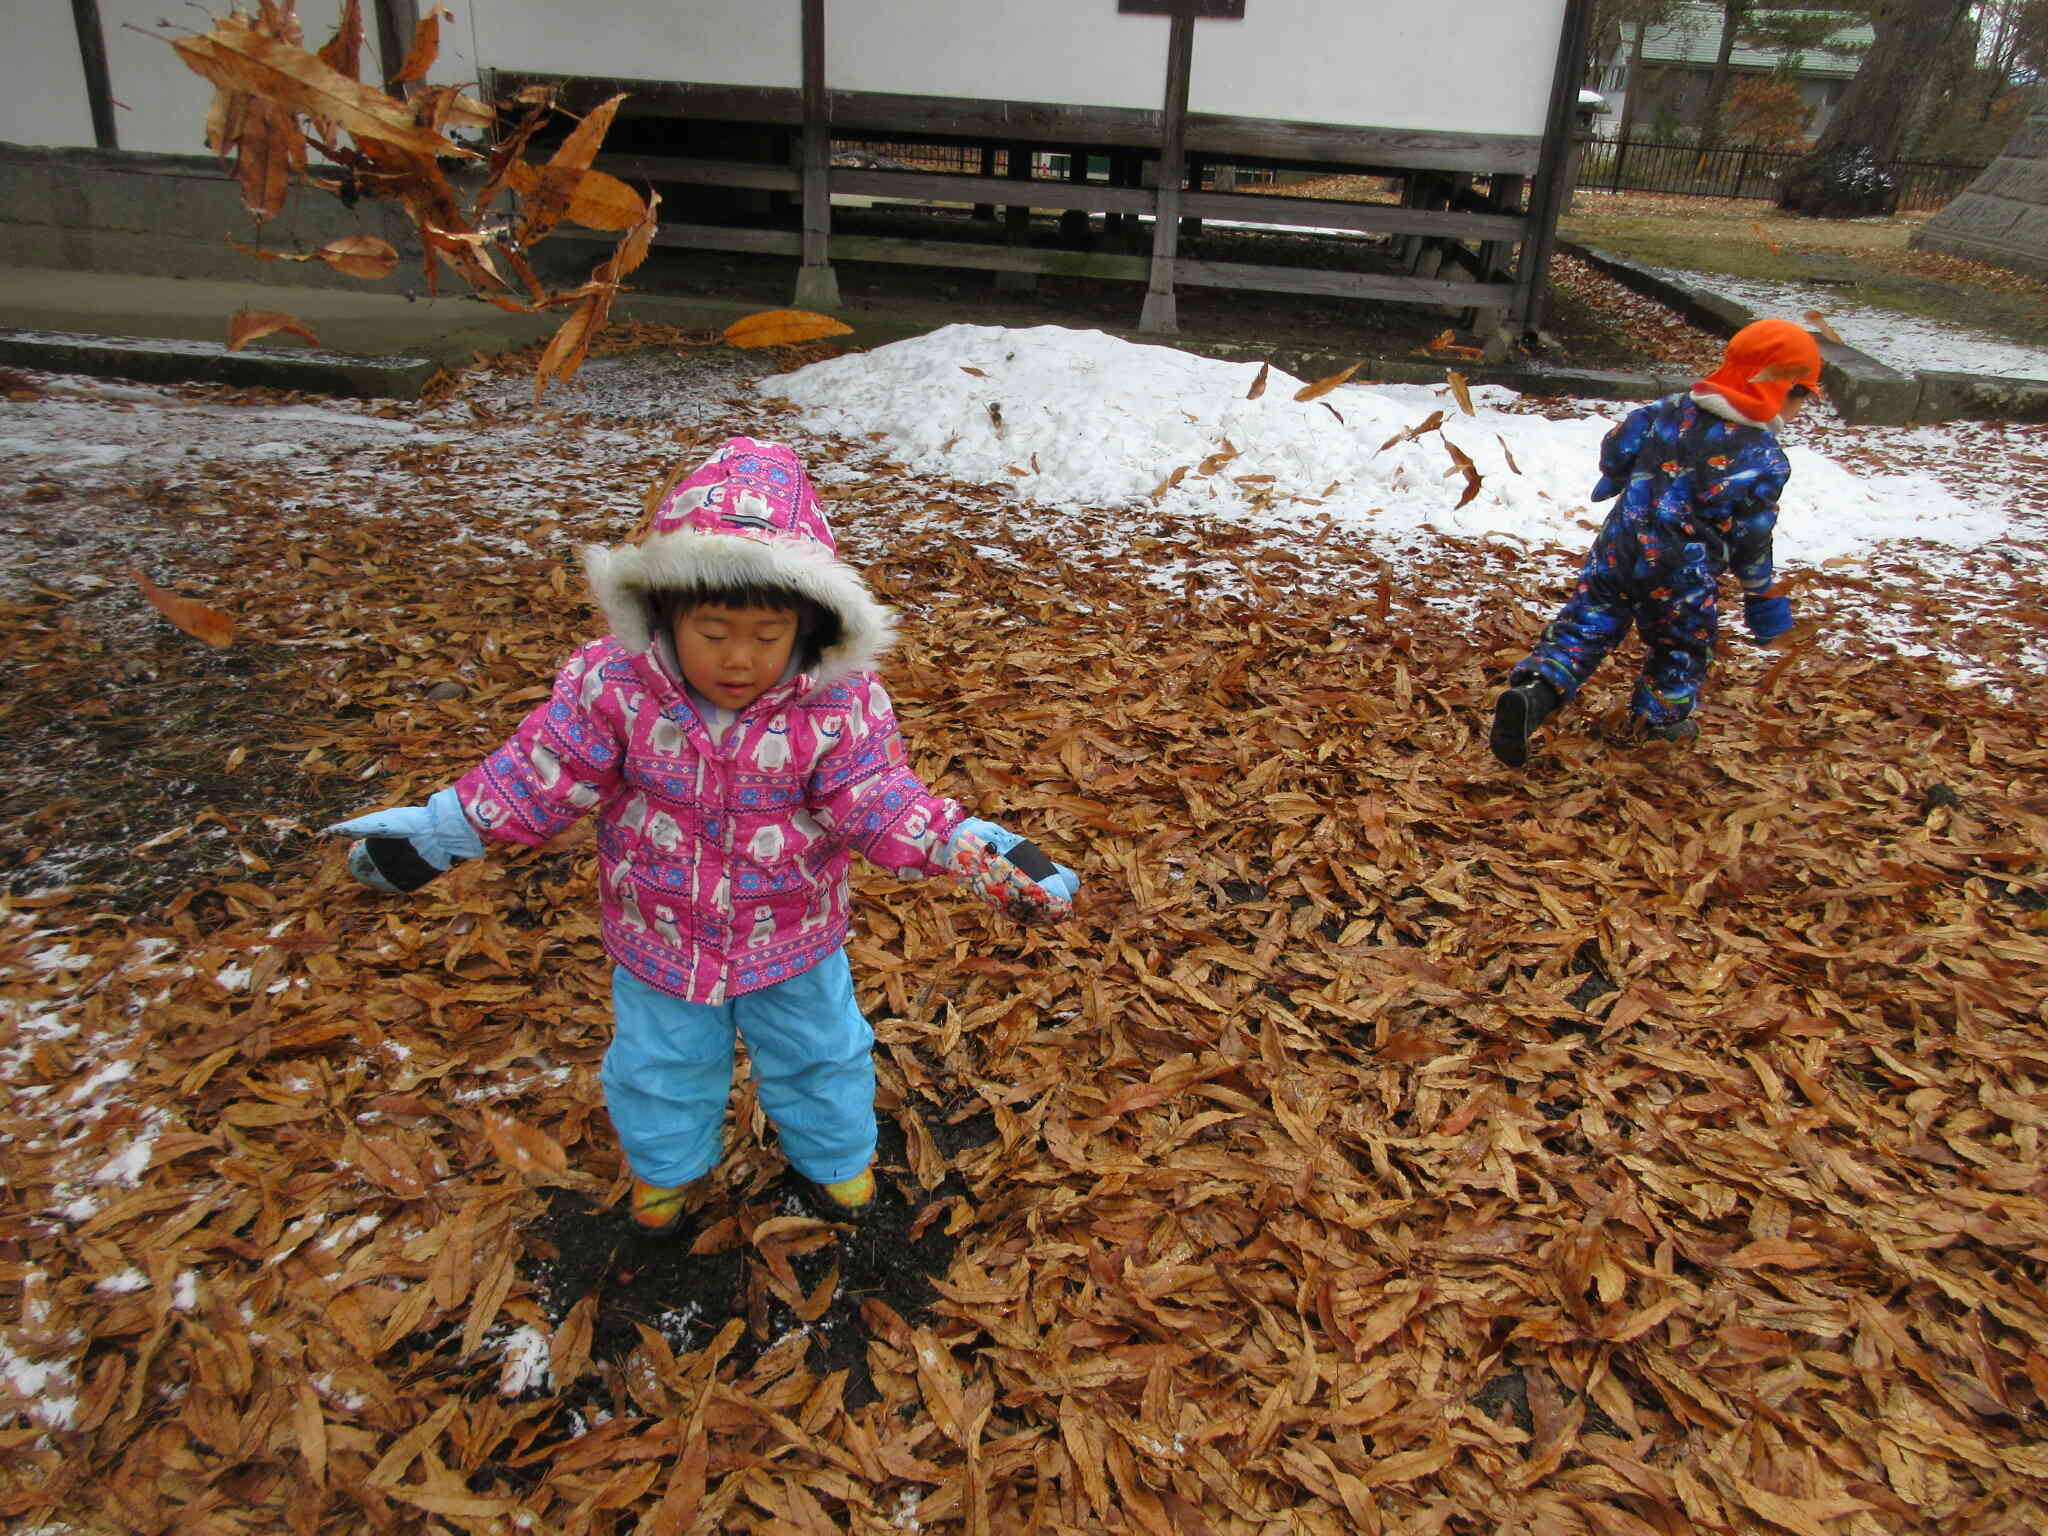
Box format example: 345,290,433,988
3,326,2048,1536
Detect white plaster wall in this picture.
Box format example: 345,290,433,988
467,1,800,88
0,5,101,150
69,2,477,156
6,1,1571,153
101,0,348,156
828,0,1165,109
1189,3,1567,135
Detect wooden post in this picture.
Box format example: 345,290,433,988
997,144,1037,292
794,0,840,310
975,145,998,220
1061,149,1092,245
69,0,117,149
1140,3,1195,333
1513,0,1598,336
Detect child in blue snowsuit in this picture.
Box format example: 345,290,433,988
1489,318,1823,767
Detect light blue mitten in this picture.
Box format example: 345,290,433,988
943,816,1078,923
327,787,484,893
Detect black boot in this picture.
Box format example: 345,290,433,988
1490,679,1561,768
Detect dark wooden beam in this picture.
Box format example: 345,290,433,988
832,168,1151,216
1514,0,1598,334
492,72,1549,177
1174,260,1515,309
372,0,419,87
491,73,807,126
1185,115,1543,175
69,0,117,150
1140,4,1196,332
1177,190,1525,241
595,154,801,192
561,223,1510,309
794,0,838,309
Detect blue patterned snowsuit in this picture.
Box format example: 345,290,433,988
1511,393,1793,726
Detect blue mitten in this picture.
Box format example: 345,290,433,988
943,817,1078,923
327,787,483,893
1744,593,1795,644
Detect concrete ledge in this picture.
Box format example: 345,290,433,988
1818,338,1919,427
1563,240,2048,426
0,329,439,400
1916,369,2048,423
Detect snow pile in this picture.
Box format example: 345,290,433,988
764,324,2009,566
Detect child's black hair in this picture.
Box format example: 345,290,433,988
654,584,844,670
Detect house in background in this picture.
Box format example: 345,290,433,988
1590,2,1871,142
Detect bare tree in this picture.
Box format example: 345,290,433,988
1591,0,1691,144
1698,0,1753,148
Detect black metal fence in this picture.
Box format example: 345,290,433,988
1578,138,1986,211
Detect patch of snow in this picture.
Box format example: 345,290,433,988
1651,267,2048,380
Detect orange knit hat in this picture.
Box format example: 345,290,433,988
1694,318,1824,424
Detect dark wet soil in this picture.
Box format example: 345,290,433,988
525,1104,999,1410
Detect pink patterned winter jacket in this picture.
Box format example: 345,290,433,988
453,439,964,1004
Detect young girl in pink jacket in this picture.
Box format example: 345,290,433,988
329,437,1077,1232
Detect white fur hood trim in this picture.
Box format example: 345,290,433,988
1690,387,1777,430
582,527,897,687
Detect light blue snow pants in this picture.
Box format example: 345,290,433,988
601,952,877,1187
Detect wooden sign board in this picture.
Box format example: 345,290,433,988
1119,1,1245,16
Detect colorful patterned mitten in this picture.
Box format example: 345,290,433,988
943,817,1078,923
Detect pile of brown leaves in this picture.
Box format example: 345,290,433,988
2,351,2048,1535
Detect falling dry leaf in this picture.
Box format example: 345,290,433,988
505,159,647,234
1442,438,1483,509
1804,309,1844,344
389,5,448,83
723,310,856,350
1446,370,1474,416
1294,363,1359,403
226,308,320,352
1750,218,1782,255
1247,362,1269,400
132,566,235,648
1378,410,1445,454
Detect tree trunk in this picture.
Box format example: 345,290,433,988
1779,0,1974,216
1617,20,1650,144
1698,0,1748,149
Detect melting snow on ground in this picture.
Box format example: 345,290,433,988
1647,268,2048,381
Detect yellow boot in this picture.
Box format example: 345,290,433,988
815,1167,874,1212
628,1177,696,1234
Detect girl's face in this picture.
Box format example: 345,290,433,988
672,602,798,711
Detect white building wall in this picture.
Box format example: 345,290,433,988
5,0,1570,155
0,5,99,150
468,1,800,88
0,1,481,156
827,0,1164,110
1190,3,1564,135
